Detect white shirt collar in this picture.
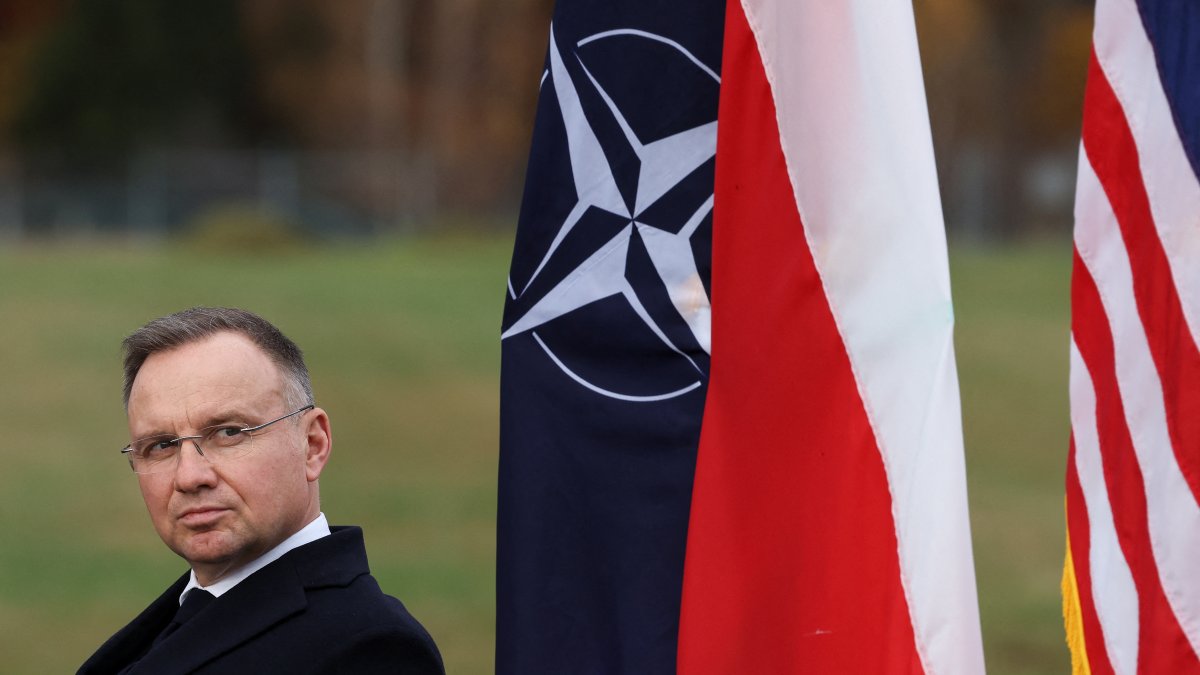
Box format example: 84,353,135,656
178,512,331,605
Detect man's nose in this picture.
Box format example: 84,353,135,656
173,439,218,491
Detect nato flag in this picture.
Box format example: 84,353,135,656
497,0,724,672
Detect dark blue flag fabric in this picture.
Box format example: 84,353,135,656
1135,0,1200,180
497,1,724,672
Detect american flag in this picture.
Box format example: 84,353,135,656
499,0,984,672
1062,0,1200,672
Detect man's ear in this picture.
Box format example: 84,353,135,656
303,407,332,482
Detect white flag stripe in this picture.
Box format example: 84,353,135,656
1075,157,1200,658
1069,340,1141,675
739,1,983,673
1093,0,1200,346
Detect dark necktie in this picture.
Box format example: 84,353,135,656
116,590,217,673
153,589,216,646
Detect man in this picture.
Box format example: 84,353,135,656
80,307,444,674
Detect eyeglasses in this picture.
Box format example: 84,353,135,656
121,405,314,474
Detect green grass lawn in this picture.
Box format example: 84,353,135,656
952,239,1074,674
0,235,1072,673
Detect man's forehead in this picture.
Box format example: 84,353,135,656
128,332,286,418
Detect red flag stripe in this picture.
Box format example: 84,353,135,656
676,1,921,672
1066,437,1118,675
1071,250,1200,672
1080,51,1200,508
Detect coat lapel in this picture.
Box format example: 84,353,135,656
131,560,307,673
125,528,367,674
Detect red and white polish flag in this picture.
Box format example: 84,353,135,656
678,1,985,673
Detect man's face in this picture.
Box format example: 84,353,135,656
126,331,330,584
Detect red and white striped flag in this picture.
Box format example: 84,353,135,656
1062,0,1200,672
677,1,985,672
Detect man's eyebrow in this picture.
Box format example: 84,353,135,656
131,411,251,439
131,429,174,441
195,410,252,428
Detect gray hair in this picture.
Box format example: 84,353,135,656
122,307,314,409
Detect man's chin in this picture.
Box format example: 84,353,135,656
174,530,239,567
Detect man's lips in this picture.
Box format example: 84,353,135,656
176,507,230,527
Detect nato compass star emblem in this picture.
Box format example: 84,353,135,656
503,25,719,402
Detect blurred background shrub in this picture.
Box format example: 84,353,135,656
181,203,308,251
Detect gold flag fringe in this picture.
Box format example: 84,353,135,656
1063,514,1092,675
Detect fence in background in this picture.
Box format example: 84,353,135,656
0,149,438,241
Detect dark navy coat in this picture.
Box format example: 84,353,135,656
79,526,444,674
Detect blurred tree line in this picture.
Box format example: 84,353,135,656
0,0,1091,238
1,0,552,218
